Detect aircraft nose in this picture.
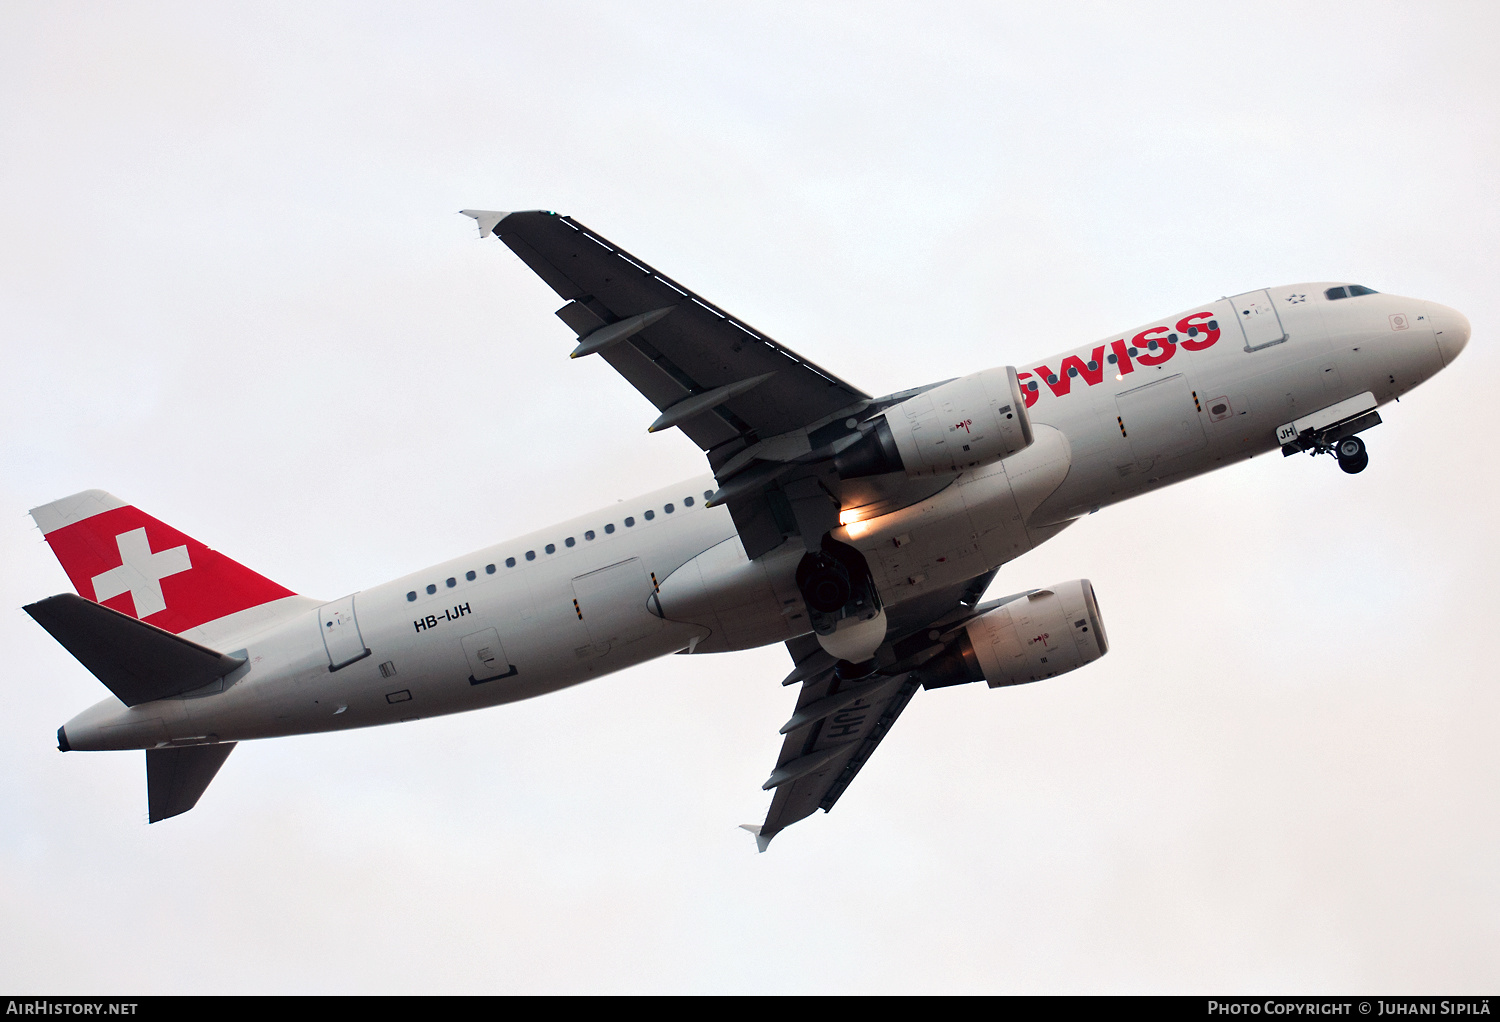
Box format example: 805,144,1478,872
1432,303,1471,365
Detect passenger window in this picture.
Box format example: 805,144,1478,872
506,557,516,568
644,509,655,521
1087,360,1098,371
486,564,495,574
1107,353,1117,364
624,517,635,527
1325,286,1349,300
407,591,417,602
703,490,713,500
664,503,674,513
585,530,595,541
565,537,575,547
1067,367,1078,377
1128,346,1139,356
526,550,536,561
1348,285,1378,296
426,584,437,595
605,523,616,534
446,578,456,588
684,496,694,507
465,570,476,581
545,543,555,554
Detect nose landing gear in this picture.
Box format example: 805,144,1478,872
1278,402,1381,475
1281,420,1375,474
1335,435,1369,474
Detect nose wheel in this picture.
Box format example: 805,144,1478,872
1335,436,1368,474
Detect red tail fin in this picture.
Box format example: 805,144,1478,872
29,490,296,635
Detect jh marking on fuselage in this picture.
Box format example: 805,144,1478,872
413,603,471,633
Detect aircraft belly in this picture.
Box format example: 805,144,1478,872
841,425,1074,605
963,461,1030,566
655,538,804,653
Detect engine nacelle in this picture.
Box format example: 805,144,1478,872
835,367,1033,479
920,579,1108,689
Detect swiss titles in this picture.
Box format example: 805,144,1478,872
1017,312,1220,408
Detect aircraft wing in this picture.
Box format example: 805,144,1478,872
469,210,869,467
468,210,875,558
747,569,999,850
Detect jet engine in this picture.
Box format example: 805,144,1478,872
919,579,1108,689
835,366,1033,479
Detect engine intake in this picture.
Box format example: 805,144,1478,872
920,579,1108,689
836,366,1033,479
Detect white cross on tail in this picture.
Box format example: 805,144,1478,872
90,528,191,618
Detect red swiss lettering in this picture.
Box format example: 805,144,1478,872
1177,311,1219,351
1134,326,1175,367
1033,345,1106,397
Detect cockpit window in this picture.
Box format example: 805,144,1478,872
1325,286,1348,300
1326,284,1379,300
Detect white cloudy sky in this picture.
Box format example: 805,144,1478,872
2,1,1497,994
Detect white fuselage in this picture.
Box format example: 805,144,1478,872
61,285,1467,751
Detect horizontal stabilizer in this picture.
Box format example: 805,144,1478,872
25,593,246,706
147,743,236,822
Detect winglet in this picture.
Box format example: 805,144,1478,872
739,823,773,853
459,210,510,238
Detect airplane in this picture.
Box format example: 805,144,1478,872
23,210,1470,848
